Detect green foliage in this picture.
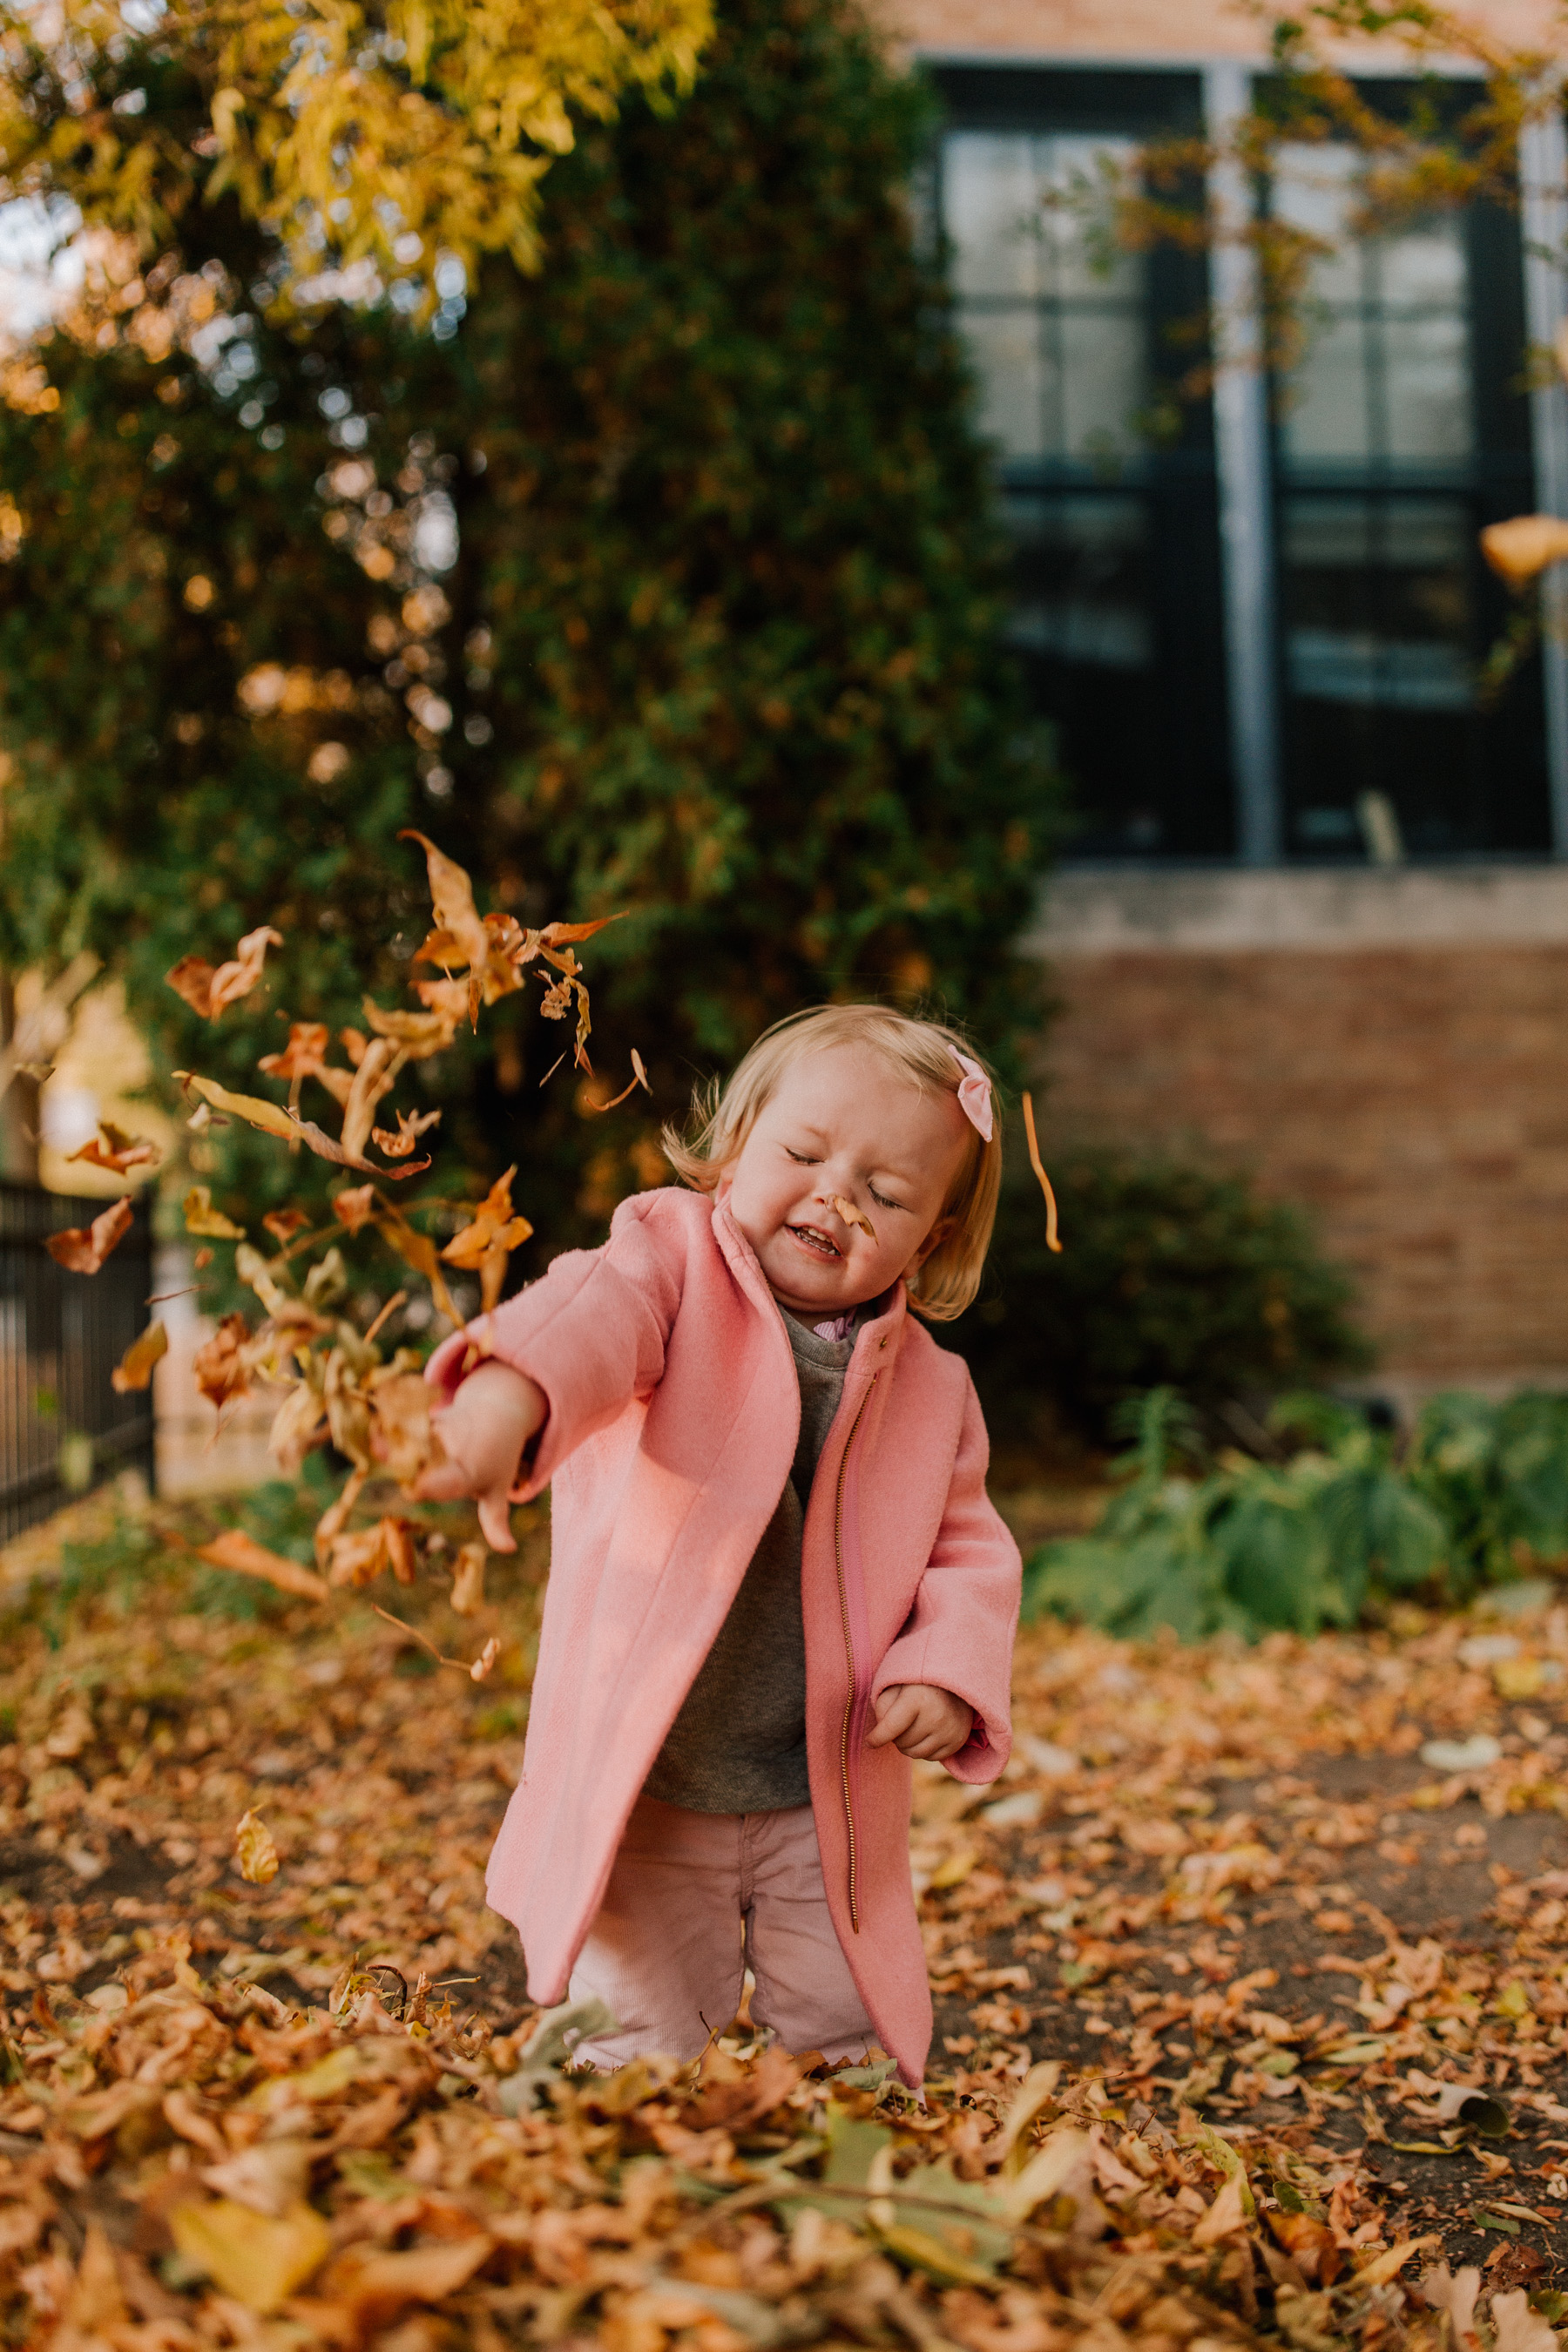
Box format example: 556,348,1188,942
1405,1390,1568,1598
1026,1384,1568,1642
946,1152,1369,1450
1024,1388,1449,1643
0,0,1056,1249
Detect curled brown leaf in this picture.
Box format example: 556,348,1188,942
112,1321,168,1394
46,1195,134,1274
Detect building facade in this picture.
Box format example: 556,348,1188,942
884,0,1568,1391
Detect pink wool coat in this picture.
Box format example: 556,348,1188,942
426,1186,1022,2085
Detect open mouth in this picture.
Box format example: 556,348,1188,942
786,1222,842,1260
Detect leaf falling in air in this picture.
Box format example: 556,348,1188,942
586,1049,652,1112
261,1207,310,1244
234,1810,280,1886
1021,1092,1063,1254
45,1195,134,1273
333,1185,376,1234
193,1313,253,1411
173,1073,429,1179
66,1121,160,1175
112,1321,168,1393
470,1637,502,1682
439,1167,531,1269
183,1185,247,1240
1480,515,1568,588
257,1022,332,1081
375,1204,461,1327
196,1529,329,1602
449,1541,486,1617
828,1193,875,1241
166,926,284,1020
371,1105,443,1158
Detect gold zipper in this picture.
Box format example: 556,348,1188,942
835,1371,878,1933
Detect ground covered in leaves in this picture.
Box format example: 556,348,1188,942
6,1484,1568,2345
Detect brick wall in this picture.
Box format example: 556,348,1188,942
1037,943,1568,1386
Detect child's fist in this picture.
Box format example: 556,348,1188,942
867,1682,973,1762
416,1362,547,1552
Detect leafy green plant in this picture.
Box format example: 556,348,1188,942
946,1152,1370,1450
1023,1389,1447,1642
1405,1390,1568,1598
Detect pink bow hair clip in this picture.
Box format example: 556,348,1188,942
949,1047,994,1143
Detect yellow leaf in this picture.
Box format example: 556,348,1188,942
449,1540,486,1616
184,1184,247,1239
1481,514,1568,587
111,1320,167,1393
169,2195,328,2314
197,1529,329,1602
234,1809,280,1885
928,1848,977,1890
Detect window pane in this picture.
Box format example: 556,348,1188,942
1035,134,1141,301
1377,220,1466,308
945,133,1040,300
1272,142,1362,304
1281,314,1369,462
1054,311,1146,463
1004,494,1152,670
958,307,1044,460
1382,314,1471,461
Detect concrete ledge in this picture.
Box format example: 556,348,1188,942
1024,864,1568,956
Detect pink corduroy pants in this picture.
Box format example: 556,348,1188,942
566,1793,879,2068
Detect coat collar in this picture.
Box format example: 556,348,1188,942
710,1197,908,1375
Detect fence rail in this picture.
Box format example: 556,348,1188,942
0,1183,156,1547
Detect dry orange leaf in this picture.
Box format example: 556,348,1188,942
193,1312,253,1411
440,1166,531,1269
470,1636,502,1682
586,1048,652,1113
371,1105,443,1159
1480,514,1568,588
66,1121,160,1175
45,1194,134,1274
334,1185,376,1234
233,1810,280,1888
449,1541,486,1617
828,1193,875,1240
166,925,283,1021
112,1321,167,1393
174,1072,429,1179
399,828,490,977
260,1207,310,1244
256,1022,330,1081
195,1528,329,1603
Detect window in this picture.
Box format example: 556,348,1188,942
1270,128,1548,859
934,70,1234,860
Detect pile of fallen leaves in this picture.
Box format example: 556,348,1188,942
0,1933,1497,2352
11,1507,1568,2338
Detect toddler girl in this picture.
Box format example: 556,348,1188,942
420,1004,1021,2086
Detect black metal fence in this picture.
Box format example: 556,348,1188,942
0,1183,156,1548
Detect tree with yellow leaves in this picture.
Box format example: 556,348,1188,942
0,0,711,314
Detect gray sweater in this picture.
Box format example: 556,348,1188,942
643,1306,859,1814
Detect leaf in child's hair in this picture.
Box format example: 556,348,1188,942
368,1370,443,1489
166,926,283,1021
371,1105,442,1159
193,1312,253,1411
197,1527,329,1601
828,1193,875,1241
66,1120,159,1175
470,1636,502,1682
173,1073,429,1179
45,1195,134,1273
268,1382,328,1474
257,1022,331,1082
334,1185,376,1235
234,1810,280,1886
184,1185,247,1240
261,1207,310,1245
376,1205,461,1327
112,1321,167,1393
441,1168,531,1269
449,1542,486,1617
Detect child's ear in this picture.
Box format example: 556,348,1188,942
908,1216,954,1275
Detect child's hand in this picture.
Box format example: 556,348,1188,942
867,1683,973,1762
415,1362,547,1552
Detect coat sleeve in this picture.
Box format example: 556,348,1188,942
869,1375,1021,1785
423,1193,685,1502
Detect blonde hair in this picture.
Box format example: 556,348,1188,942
663,1004,1002,1321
